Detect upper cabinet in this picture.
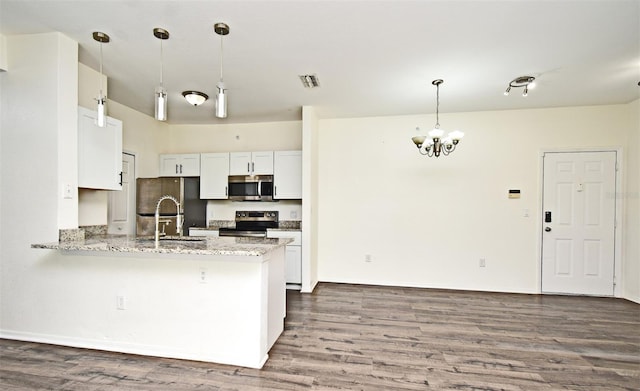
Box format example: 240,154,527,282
229,151,274,176
200,152,229,199
78,106,123,190
273,150,302,199
159,154,200,177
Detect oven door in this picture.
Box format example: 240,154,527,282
219,228,267,238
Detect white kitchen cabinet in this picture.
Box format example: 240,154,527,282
189,228,219,237
200,152,229,199
273,150,302,199
267,230,302,287
229,151,274,176
160,154,200,177
78,106,123,190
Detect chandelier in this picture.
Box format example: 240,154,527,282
411,79,464,157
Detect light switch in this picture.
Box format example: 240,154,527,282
63,183,73,199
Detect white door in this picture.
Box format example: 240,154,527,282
108,153,136,234
541,151,617,296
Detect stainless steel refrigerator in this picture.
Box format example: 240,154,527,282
136,177,207,236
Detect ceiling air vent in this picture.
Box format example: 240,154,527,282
299,74,320,88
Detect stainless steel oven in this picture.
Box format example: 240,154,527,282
228,175,274,201
218,211,279,238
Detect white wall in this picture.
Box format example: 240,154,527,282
623,99,639,302
317,104,636,296
166,121,302,154
0,32,79,331
302,106,320,292
0,33,7,71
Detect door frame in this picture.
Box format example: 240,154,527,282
538,147,624,297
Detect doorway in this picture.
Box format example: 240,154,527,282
541,151,618,296
108,152,136,235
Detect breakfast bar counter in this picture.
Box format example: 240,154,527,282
30,234,290,369
33,235,292,258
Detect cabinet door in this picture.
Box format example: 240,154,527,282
285,245,302,284
252,151,274,175
229,152,251,175
179,154,201,176
78,106,123,190
159,154,181,176
160,154,200,176
200,152,229,199
274,150,302,199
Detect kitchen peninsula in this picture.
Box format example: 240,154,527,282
31,232,291,369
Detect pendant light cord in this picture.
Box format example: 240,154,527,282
219,32,224,82
435,83,440,129
160,39,164,87
99,42,104,95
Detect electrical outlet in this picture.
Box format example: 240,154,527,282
199,267,207,283
116,295,126,310
479,258,486,268
365,254,372,263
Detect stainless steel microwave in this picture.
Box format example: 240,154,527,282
228,175,274,201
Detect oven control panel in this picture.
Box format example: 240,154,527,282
235,210,279,222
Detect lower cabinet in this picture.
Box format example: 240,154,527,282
267,230,302,288
188,228,219,237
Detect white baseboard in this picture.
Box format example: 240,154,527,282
0,329,265,369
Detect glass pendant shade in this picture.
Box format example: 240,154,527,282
215,82,227,118
96,92,107,127
155,86,167,121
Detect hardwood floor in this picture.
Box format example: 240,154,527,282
1,283,639,390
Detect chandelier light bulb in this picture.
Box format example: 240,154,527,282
504,86,511,96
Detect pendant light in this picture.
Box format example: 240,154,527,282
411,79,464,157
92,31,110,127
214,22,230,118
153,28,169,121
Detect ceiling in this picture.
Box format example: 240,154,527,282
1,0,638,125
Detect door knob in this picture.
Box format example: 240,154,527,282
545,227,552,232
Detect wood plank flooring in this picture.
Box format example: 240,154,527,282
1,283,639,390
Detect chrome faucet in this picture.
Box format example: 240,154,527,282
155,195,182,244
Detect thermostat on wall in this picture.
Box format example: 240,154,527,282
508,189,521,199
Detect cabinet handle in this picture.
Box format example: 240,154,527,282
252,162,255,173
180,164,183,174
225,186,228,196
247,162,250,173
175,164,179,174
119,171,123,186
274,185,277,196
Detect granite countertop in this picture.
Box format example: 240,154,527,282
32,234,293,257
